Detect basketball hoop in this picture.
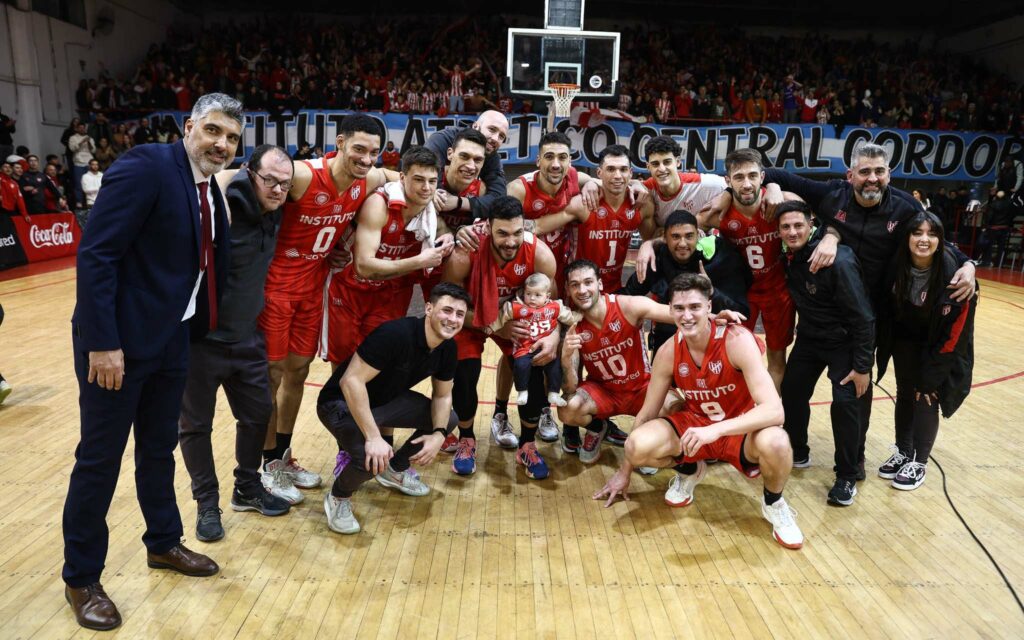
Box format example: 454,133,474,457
548,83,580,118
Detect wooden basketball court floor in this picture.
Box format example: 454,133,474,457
1,262,1023,639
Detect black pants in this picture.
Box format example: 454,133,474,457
63,323,188,588
780,337,864,480
318,390,458,498
453,356,547,426
178,331,272,509
891,339,940,461
976,227,1010,265
512,353,561,394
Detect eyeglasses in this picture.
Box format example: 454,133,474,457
248,168,292,192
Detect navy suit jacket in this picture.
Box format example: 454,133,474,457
72,141,230,360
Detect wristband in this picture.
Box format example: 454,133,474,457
455,196,463,211
433,428,448,436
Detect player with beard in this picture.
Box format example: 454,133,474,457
558,260,674,464
425,110,509,220
736,143,976,478
323,146,455,367
441,196,559,479
595,273,804,550
699,149,802,391
259,114,397,500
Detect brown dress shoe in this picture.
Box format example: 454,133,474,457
146,543,219,576
65,583,122,631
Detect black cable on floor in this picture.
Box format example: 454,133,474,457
873,381,1024,616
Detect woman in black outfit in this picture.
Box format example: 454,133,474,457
876,212,977,490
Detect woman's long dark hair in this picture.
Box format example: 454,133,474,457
893,211,947,317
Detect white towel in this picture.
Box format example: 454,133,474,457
382,181,441,274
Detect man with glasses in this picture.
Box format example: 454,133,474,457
178,144,295,543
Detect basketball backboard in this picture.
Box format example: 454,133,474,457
507,27,620,100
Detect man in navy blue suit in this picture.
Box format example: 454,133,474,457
62,93,243,631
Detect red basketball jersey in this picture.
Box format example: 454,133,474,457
264,154,370,299
338,187,423,292
519,167,580,264
672,324,755,422
577,294,651,393
439,172,482,232
717,188,786,297
508,300,563,358
575,198,642,292
494,232,538,300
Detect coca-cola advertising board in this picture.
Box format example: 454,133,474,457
11,213,81,262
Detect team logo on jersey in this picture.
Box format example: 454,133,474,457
609,320,622,332
626,208,636,220
519,307,530,317
748,226,758,236
388,222,398,233
601,337,611,346
513,264,526,276
612,220,621,229
350,184,361,200
677,363,690,377
314,192,330,206
835,210,847,222
727,219,741,232
579,330,594,342
941,304,951,316
597,207,608,219
888,221,898,233
920,290,928,303
544,308,555,318
806,282,817,295
696,378,707,389
532,200,545,211
708,360,723,375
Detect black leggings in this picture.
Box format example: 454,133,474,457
453,359,482,422
891,340,940,462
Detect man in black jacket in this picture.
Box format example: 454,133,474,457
425,110,509,219
777,202,874,506
976,189,1016,266
622,209,751,354
178,144,295,543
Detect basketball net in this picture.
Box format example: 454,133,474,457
547,83,579,129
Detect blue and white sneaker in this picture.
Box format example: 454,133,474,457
516,442,549,480
451,438,477,476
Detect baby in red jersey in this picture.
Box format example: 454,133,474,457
489,273,579,407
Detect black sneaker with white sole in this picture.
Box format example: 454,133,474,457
603,420,628,447
562,426,581,454
195,507,224,542
231,489,291,516
827,478,857,506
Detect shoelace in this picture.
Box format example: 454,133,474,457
198,508,222,526
582,432,600,450
768,501,798,527
520,444,541,465
285,457,308,473
270,465,295,488
334,496,353,517
455,440,475,459
899,461,926,479
885,445,909,467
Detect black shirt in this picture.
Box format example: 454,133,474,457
318,316,457,407
425,126,506,219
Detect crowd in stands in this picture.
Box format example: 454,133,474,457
60,17,1023,135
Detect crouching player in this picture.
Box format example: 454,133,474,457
595,273,804,549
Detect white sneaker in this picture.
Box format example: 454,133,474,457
547,391,567,408
578,422,609,465
664,461,707,507
537,407,559,442
375,465,430,496
637,466,659,476
516,390,529,405
261,459,304,505
761,496,804,549
490,413,519,448
0,379,11,405
323,493,360,534
280,447,322,488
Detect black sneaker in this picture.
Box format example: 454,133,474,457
603,420,628,447
561,426,581,454
827,478,857,506
231,489,291,516
793,454,811,469
195,507,224,542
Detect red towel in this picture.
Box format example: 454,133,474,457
466,241,500,329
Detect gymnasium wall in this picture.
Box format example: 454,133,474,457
0,0,193,158
936,14,1024,84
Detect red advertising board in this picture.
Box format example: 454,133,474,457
11,213,81,262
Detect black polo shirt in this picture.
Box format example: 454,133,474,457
318,316,457,407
